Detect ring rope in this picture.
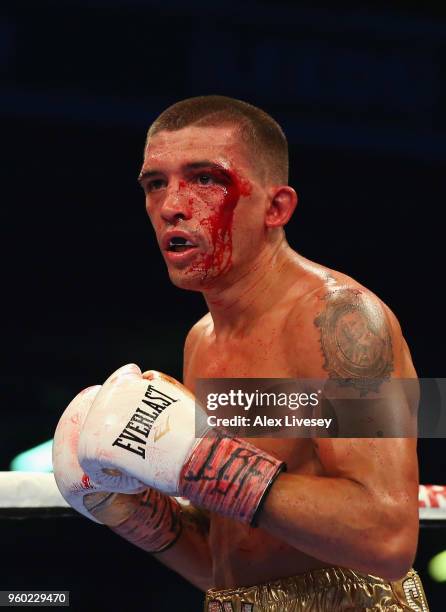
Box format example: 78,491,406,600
0,473,445,521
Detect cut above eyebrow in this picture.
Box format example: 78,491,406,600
138,160,227,182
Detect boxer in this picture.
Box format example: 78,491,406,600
53,96,429,610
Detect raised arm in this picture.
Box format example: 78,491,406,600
257,287,419,581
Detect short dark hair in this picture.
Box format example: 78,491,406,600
146,95,289,184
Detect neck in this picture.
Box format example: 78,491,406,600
202,238,301,337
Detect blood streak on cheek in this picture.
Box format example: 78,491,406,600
197,169,251,277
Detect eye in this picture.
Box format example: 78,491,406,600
146,178,166,192
196,173,215,186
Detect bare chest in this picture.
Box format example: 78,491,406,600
184,321,328,583
185,326,323,470
187,330,296,381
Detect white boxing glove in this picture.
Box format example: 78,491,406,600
53,383,182,552
52,384,144,524
78,364,285,525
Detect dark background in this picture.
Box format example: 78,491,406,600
2,0,445,609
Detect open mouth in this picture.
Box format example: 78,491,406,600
167,237,197,253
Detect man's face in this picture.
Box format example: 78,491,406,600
139,125,269,290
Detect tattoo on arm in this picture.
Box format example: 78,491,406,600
314,288,393,395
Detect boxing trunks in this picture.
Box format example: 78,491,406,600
204,567,429,611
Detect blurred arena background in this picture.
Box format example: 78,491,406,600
2,0,445,609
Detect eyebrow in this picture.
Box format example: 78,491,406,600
138,160,227,183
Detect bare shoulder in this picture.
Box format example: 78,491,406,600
312,284,395,379
183,312,213,384
184,312,213,352
285,262,414,380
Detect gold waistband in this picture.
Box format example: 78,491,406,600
205,567,429,611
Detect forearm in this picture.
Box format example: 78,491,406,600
257,472,416,580
106,490,212,591
152,503,213,591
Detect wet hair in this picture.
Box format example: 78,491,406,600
146,95,289,184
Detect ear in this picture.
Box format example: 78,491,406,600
265,186,298,228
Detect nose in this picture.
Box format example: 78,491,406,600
160,182,192,224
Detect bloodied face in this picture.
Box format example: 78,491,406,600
139,125,269,290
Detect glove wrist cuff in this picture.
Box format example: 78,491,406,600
110,489,182,553
179,434,286,525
